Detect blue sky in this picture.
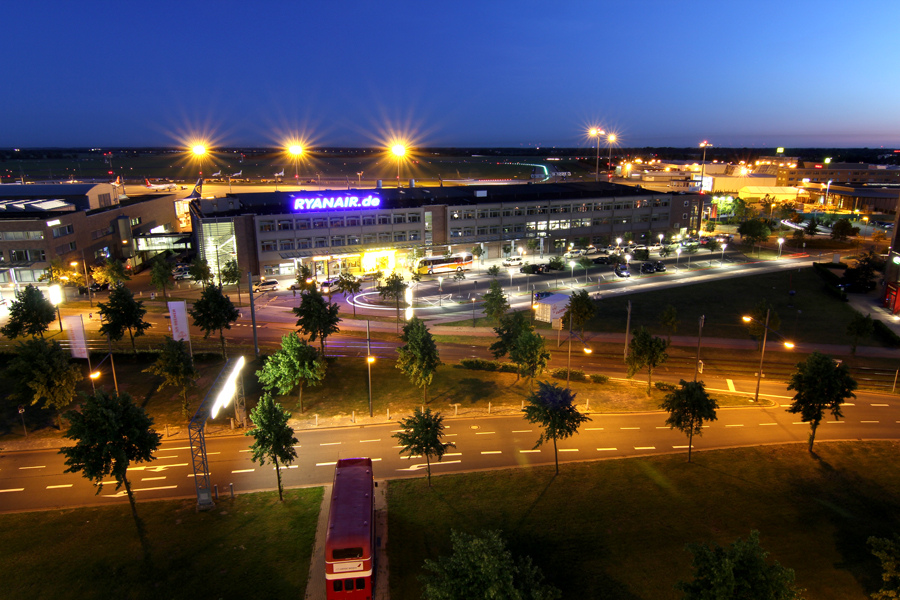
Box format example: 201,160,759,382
3,0,899,148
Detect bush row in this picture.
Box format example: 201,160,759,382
457,360,610,384
811,262,848,302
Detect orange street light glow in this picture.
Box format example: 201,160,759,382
90,371,101,379
192,145,207,156
391,144,407,158
288,145,303,157
742,316,752,322
367,356,376,364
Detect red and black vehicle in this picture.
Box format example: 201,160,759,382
325,457,375,599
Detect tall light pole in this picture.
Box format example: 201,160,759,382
289,145,303,183
694,315,705,381
73,252,92,307
589,127,605,182
699,141,711,193
742,310,794,403
778,237,785,258
720,243,727,266
366,320,374,417
676,247,682,270
566,310,592,389
607,133,617,180
392,144,407,188
48,284,63,332
438,276,443,307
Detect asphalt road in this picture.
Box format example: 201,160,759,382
2,383,898,513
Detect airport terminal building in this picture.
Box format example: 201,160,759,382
190,182,703,281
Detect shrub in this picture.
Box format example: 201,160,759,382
589,374,609,384
550,368,587,381
654,381,676,392
498,363,519,373
873,320,900,348
458,358,499,371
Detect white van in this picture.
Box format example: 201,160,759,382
502,256,523,267
253,280,279,293
319,278,339,294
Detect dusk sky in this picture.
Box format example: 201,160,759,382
4,1,899,149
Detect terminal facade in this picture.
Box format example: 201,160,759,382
190,182,704,282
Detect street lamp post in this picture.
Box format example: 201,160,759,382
720,243,727,266
694,315,705,381
566,310,592,389
589,127,605,182
616,237,622,252
569,260,576,280
742,309,794,403
676,247,682,270
391,144,407,187
699,141,711,193
778,237,785,258
49,284,63,332
90,351,119,395
607,133,617,180
438,277,443,307
472,297,476,325
366,319,374,417
73,251,92,307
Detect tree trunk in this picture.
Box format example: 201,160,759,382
274,454,283,501
236,284,242,307
219,329,227,360
129,328,136,354
426,453,432,487
688,427,694,463
808,422,818,452
181,388,189,420
123,477,152,566
352,294,357,318
163,285,168,302
553,435,559,475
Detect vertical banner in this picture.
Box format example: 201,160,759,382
168,300,191,343
64,315,88,359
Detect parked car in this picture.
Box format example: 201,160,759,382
838,279,877,293
319,278,339,294
592,255,610,265
654,261,667,272
534,291,553,300
614,265,631,278
502,256,523,267
640,262,656,274
253,279,279,293
173,271,192,281
520,264,542,274
563,249,585,259
89,282,110,292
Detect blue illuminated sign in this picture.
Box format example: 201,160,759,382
291,194,381,211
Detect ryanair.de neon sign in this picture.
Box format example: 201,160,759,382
292,194,381,212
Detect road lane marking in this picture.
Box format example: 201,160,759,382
444,433,458,437
780,404,792,407
320,442,341,446
0,488,24,493
559,449,579,452
18,466,45,470
142,476,166,481
585,428,604,431
634,446,656,450
397,460,461,472
102,485,178,497
393,445,404,449
519,450,541,453
871,404,889,407
162,446,191,450
844,403,855,406
597,448,617,451
759,423,777,426
725,424,744,428
46,484,72,489
512,430,532,433
400,455,422,460
475,432,496,435
445,453,462,457
360,439,381,443
206,452,220,455
481,451,502,455
861,421,880,424
621,427,640,430
792,422,806,425
276,465,298,470
152,455,178,459
239,449,251,453
727,379,736,392
231,469,255,474
673,445,690,449
655,426,669,430
316,462,338,467
825,421,844,424
371,458,382,462
390,429,404,433
127,463,188,472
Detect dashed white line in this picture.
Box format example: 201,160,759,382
481,451,502,455
585,427,604,431
844,403,855,406
792,422,806,425
392,445,404,449
725,424,744,428
861,421,880,424
152,455,178,459
239,449,251,453
276,465,298,470
46,484,72,489
141,476,166,482
559,449,579,452
0,488,24,493
512,430,532,433
825,421,844,424
316,462,338,467
871,404,889,407
519,450,541,454
597,448,617,451
621,427,640,430
634,446,656,450
759,423,777,426
444,452,462,457
360,439,381,443
18,466,45,470
132,485,177,493
206,452,220,455
444,433,458,437
655,426,669,430
162,446,191,451
475,431,496,435
780,404,792,407
673,445,690,449
320,442,341,446
231,469,255,474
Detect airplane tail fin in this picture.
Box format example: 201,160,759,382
144,178,152,187
185,178,203,199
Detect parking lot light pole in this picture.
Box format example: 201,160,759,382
742,309,794,403
721,243,727,266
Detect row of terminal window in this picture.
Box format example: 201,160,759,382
448,214,669,237
259,214,421,232
261,231,421,251
332,578,366,592
450,200,668,220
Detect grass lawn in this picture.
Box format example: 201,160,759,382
388,442,900,600
0,487,323,600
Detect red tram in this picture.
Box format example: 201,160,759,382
325,458,375,599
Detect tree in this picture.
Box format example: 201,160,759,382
704,220,717,233
60,390,162,563
396,317,442,402
143,337,198,419
98,284,151,353
245,393,298,501
0,284,55,339
830,218,858,241
91,258,131,286
256,332,325,413
705,239,720,254
676,531,802,600
792,229,805,242
737,219,771,246
39,258,82,286
868,534,900,600
487,265,501,278
377,272,407,334
471,245,484,265
293,264,317,293
548,256,565,270
336,272,362,317
787,351,857,452
490,311,532,359
420,529,561,600
526,238,540,255
659,304,679,344
746,300,781,349
522,381,591,474
563,289,595,337
509,330,551,389
660,379,718,462
149,259,173,302
452,270,466,296
188,257,213,285
189,284,240,359
577,255,593,277
846,312,874,355
393,407,455,487
804,217,819,236
481,280,509,323
5,338,82,428
626,327,669,392
843,250,880,289
292,288,341,355
220,259,243,305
